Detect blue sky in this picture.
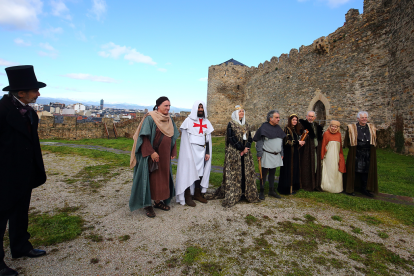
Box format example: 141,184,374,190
0,0,363,108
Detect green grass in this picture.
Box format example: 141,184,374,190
183,246,203,265
41,137,413,197
41,145,129,167
278,218,414,275
41,137,134,152
376,149,414,197
331,215,343,222
28,212,83,247
295,190,414,226
342,147,414,197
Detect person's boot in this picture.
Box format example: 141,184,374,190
259,183,265,200
193,183,207,203
361,182,374,197
268,184,281,198
184,188,196,207
0,263,18,276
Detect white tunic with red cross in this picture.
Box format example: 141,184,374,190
180,117,214,176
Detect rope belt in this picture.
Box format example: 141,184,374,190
263,149,279,155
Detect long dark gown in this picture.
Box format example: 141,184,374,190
278,126,302,195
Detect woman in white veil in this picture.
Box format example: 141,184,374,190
206,105,260,207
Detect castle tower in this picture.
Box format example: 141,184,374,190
207,59,250,134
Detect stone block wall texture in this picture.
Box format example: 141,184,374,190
38,115,186,140
207,0,414,154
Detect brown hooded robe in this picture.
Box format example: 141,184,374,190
299,119,323,191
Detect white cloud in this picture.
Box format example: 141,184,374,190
50,0,71,20
62,73,118,83
199,77,208,82
50,85,81,92
166,62,172,65
0,0,43,31
326,0,350,7
39,42,55,51
38,42,58,58
90,0,107,21
125,49,156,65
99,42,156,66
157,68,167,72
0,58,19,66
298,0,351,7
14,38,31,46
42,26,63,37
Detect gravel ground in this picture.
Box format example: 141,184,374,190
4,152,414,275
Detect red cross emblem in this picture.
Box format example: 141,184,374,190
193,118,207,134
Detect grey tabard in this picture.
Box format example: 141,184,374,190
261,137,283,169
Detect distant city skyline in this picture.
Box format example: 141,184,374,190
1,0,363,109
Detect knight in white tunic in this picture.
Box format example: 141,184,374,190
176,101,214,206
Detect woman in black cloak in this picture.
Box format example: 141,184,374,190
278,114,305,195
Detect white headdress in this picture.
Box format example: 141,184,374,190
231,105,245,126
189,100,207,120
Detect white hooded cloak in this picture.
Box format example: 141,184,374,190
176,100,214,205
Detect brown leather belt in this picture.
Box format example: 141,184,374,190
263,149,279,155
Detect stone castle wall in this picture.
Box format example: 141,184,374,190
38,115,186,140
207,0,414,154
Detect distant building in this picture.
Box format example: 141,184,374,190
50,102,65,109
62,109,76,115
180,111,190,117
29,103,43,111
37,110,53,119
73,103,85,112
100,99,104,110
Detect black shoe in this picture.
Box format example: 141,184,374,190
13,249,46,259
259,192,265,200
0,265,18,276
268,190,281,199
362,190,374,198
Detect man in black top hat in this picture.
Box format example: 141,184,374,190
0,65,47,276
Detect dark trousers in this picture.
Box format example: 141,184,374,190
262,168,277,190
0,188,33,266
357,172,369,191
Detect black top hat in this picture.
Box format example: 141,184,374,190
2,65,46,91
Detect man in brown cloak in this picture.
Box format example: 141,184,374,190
299,111,323,191
343,111,378,197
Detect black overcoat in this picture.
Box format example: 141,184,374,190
0,95,46,211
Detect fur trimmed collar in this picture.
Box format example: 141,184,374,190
299,119,323,140
347,123,377,147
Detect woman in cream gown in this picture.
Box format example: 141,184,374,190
321,120,346,193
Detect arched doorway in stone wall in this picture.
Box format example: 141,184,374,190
313,100,326,127
307,91,330,127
